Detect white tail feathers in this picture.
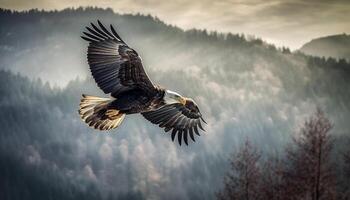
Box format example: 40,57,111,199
79,94,125,131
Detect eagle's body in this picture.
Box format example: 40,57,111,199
110,87,165,114
79,21,206,145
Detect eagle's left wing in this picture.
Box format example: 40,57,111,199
142,103,206,145
81,21,156,97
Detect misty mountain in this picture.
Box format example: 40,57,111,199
300,33,350,61
1,7,350,200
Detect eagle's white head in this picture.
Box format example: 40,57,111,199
164,90,186,105
164,90,200,113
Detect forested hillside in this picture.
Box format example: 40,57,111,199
0,8,350,200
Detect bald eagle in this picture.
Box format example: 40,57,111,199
79,21,206,145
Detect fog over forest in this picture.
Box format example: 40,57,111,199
0,7,349,200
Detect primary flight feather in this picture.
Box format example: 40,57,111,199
79,20,206,145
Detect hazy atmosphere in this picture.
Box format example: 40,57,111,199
0,1,350,200
1,0,350,49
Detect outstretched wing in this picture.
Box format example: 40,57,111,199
81,20,156,97
142,103,206,146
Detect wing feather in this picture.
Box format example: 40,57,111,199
189,127,195,142
86,27,109,40
178,130,183,146
110,24,126,43
194,124,200,136
198,119,205,131
98,20,116,39
171,129,177,141
81,36,98,43
91,22,112,39
183,129,188,145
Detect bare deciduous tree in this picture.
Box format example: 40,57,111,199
282,108,336,200
217,139,261,200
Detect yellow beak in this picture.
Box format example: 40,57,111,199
179,97,187,105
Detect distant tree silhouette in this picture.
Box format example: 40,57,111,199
281,47,291,54
217,139,261,200
282,108,336,200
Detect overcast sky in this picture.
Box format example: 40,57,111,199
1,0,349,49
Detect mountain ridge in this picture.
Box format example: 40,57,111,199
300,33,350,60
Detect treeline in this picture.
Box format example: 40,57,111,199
217,109,350,200
1,7,350,91
2,6,350,67
306,55,350,72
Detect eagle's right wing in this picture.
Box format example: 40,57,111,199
81,21,156,97
142,103,206,146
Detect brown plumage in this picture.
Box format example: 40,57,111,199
79,20,206,145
